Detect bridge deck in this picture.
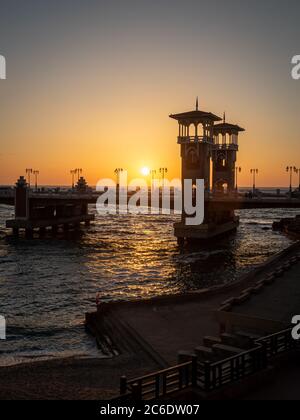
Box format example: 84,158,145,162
0,192,300,210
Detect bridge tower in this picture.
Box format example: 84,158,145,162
212,114,245,194
170,102,242,243
170,98,221,193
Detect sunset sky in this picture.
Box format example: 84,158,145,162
0,0,299,187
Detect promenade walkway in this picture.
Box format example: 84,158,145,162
94,242,300,366
236,262,300,323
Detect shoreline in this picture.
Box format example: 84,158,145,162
1,239,299,369
0,240,299,399
87,239,300,310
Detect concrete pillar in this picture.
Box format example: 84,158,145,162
25,228,33,239
12,227,19,237
39,227,46,237
52,225,58,235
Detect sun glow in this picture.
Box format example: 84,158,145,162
141,167,150,177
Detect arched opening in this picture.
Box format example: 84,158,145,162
214,180,229,195
186,147,199,169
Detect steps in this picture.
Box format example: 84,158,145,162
203,336,222,347
212,344,245,358
101,311,168,368
177,329,265,364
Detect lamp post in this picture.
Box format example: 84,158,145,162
70,170,76,189
250,169,259,195
75,168,82,181
235,166,242,192
150,170,157,188
25,168,33,188
286,166,294,194
159,168,168,188
294,167,300,191
114,168,124,187
33,170,39,192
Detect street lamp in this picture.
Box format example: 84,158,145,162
250,169,259,194
70,169,76,189
75,168,83,181
294,167,300,191
235,166,242,191
159,168,168,187
286,166,294,194
114,168,124,186
150,170,157,180
25,168,33,187
33,170,40,191
150,170,157,186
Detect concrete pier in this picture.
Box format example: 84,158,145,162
175,217,239,242
6,176,95,238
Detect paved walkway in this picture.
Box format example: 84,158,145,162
102,242,300,365
236,262,300,323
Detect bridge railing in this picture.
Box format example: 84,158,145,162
0,189,14,197
177,135,214,145
199,346,267,392
256,328,298,357
118,328,300,400
212,144,238,151
120,359,197,400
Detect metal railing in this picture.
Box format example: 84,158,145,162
212,143,238,151
119,328,300,400
0,189,14,197
256,328,298,357
120,359,197,400
177,136,214,145
199,346,267,391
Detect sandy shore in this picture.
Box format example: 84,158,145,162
1,240,299,400
0,354,160,400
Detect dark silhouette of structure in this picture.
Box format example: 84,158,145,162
1,101,300,240
6,176,94,238
170,101,245,242
212,113,245,194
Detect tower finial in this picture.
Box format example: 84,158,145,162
223,112,226,124
196,96,199,111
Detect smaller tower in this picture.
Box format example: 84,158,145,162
212,115,245,194
15,176,29,220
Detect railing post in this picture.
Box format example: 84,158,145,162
230,359,235,382
178,366,183,390
204,361,211,392
132,382,142,402
162,372,167,395
120,375,127,395
191,356,197,387
261,342,268,369
155,375,160,398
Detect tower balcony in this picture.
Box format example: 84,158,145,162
177,135,214,145
212,143,239,151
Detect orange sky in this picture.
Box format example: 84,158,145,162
0,1,299,188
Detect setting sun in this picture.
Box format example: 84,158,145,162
141,167,150,177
